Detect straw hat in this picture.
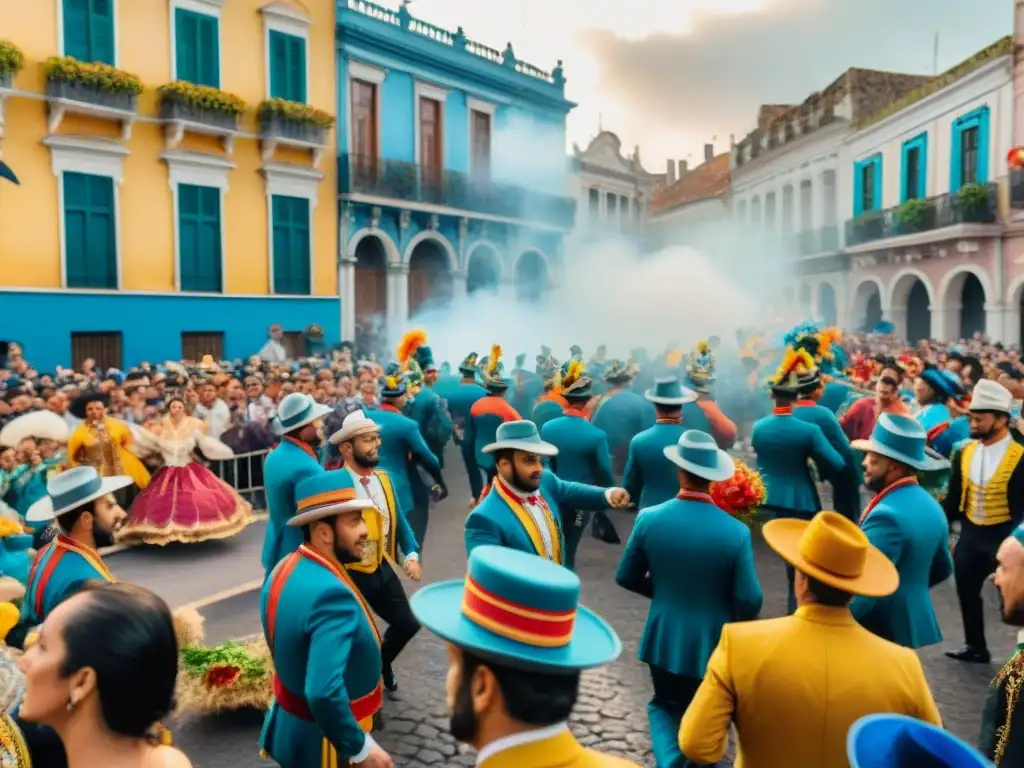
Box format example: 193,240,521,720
763,511,899,597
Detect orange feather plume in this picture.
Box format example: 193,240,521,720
486,344,503,376
396,329,427,364
562,359,584,389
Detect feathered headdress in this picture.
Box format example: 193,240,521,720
485,344,503,377
561,359,584,391
396,329,427,366
767,346,818,388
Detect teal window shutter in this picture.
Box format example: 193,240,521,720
853,162,863,217
63,0,115,65
178,184,222,292
63,172,116,289
950,106,990,190
269,31,307,103
900,133,928,202
272,195,311,294
872,154,883,212
175,9,220,87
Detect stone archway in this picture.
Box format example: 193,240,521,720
408,239,453,318
852,279,884,332
818,282,837,325
354,235,388,348
938,268,990,340
466,243,502,295
514,250,549,303
798,283,812,311
959,274,986,339
889,271,933,344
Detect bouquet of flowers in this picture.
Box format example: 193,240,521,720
710,458,767,528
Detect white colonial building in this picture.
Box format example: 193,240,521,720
645,144,731,249
729,67,932,326
567,131,661,241
843,37,1015,343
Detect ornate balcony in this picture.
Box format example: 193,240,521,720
1011,169,1024,210
339,153,577,230
844,182,998,248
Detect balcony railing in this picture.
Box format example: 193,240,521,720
796,224,840,256
339,154,577,230
844,182,998,247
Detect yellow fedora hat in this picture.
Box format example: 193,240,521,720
763,511,899,598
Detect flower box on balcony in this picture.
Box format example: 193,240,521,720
850,211,884,244
258,99,333,146
158,82,245,132
44,56,141,112
955,183,995,223
0,40,24,87
894,198,935,234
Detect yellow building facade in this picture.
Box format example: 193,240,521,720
0,0,339,371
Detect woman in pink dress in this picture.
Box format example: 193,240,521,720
119,394,254,546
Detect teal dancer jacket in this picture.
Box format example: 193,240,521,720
261,437,324,574
751,406,844,516
465,471,609,564
622,419,686,511
541,410,615,487
617,492,763,676
591,389,656,469
851,480,953,649
446,381,488,496
371,405,442,516
793,399,861,522
20,534,113,628
407,385,452,469
259,546,382,767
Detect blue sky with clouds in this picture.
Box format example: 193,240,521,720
382,0,1013,167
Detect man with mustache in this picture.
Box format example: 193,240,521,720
330,411,421,694
259,471,393,768
982,521,1024,765
465,421,630,564
17,467,129,638
848,414,953,648
944,380,1024,664
410,545,640,767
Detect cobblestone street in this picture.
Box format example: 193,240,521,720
131,448,1016,767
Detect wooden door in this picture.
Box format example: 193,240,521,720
71,331,123,371
355,264,385,323
471,109,491,181
420,97,442,190
181,332,224,362
351,79,378,183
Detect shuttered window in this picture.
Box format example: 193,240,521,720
269,31,306,103
174,8,220,87
63,0,116,65
63,172,117,289
271,195,311,295
178,184,222,292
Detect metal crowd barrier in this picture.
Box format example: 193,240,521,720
211,449,271,512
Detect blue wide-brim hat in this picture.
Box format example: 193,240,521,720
289,471,378,528
482,419,558,456
848,713,993,767
851,413,949,472
26,466,134,523
645,377,697,406
663,430,735,481
919,368,960,401
275,392,332,434
411,545,621,672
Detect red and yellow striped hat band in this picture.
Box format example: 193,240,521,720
461,576,576,648
298,487,358,513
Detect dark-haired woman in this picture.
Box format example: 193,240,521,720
67,393,150,507
118,394,253,546
17,582,191,768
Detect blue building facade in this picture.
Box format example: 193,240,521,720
335,0,577,344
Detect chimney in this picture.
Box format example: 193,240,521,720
666,159,676,185
678,160,688,177
704,143,714,163
730,133,736,148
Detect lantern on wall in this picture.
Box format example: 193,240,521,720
1008,146,1024,170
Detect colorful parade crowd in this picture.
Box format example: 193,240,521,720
0,318,1024,767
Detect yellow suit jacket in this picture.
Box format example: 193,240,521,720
679,604,942,768
479,727,640,768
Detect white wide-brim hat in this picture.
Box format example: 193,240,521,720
287,498,380,528
328,411,380,445
26,466,134,523
969,379,1013,414
662,430,735,482
482,420,558,457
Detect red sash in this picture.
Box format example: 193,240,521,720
265,548,383,724
860,476,918,525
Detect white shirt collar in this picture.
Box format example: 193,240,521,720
475,722,569,766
